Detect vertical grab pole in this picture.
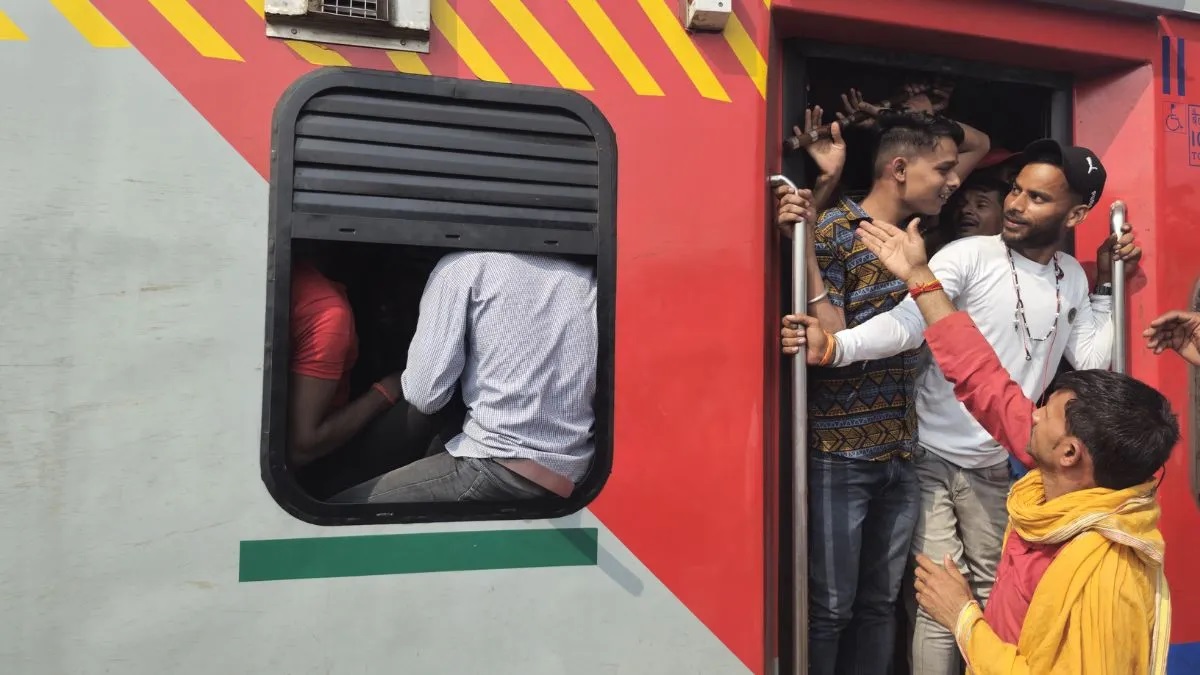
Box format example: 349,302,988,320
769,174,808,675
1110,201,1127,374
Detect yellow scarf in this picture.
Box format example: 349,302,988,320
998,470,1170,674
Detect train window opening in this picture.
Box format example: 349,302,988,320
261,69,616,525
774,43,1073,673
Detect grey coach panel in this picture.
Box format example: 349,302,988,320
262,68,618,525
271,67,615,255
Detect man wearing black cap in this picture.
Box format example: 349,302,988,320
779,139,1142,675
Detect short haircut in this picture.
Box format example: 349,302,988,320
959,170,1008,201
1049,370,1179,490
873,110,965,178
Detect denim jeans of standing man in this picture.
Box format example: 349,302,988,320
807,451,921,675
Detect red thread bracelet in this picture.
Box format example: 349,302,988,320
909,279,943,299
372,382,397,406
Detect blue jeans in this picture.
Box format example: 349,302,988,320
808,452,921,675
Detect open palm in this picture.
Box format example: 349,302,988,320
855,217,927,282
794,105,845,177
1144,310,1200,366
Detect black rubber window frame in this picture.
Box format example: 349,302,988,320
259,68,617,526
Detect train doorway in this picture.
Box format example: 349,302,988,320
772,41,1074,674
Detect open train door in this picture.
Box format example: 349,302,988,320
766,0,1200,672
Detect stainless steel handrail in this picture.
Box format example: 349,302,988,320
1110,200,1127,374
769,174,808,675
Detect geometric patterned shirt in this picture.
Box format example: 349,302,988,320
809,197,920,461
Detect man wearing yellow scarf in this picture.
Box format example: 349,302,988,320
784,215,1179,674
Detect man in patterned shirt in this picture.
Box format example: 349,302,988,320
777,109,989,674
330,251,597,504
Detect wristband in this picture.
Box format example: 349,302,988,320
808,290,829,304
372,382,398,406
909,279,943,299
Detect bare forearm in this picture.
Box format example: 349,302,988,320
907,267,958,326
954,119,991,178
812,171,842,214
291,390,391,466
806,252,846,331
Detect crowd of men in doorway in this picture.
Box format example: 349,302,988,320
775,80,1200,674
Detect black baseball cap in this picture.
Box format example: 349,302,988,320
1020,139,1107,209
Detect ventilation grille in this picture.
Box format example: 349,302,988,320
291,91,600,233
315,0,387,21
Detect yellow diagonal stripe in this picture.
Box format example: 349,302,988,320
0,10,27,40
724,13,765,99
50,0,129,47
431,0,509,83
149,0,242,61
491,0,592,91
636,0,729,102
285,40,351,66
244,0,352,65
566,0,662,96
388,51,432,75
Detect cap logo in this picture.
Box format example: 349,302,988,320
1086,156,1099,174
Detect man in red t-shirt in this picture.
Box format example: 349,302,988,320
288,256,455,499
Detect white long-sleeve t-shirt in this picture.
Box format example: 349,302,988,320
830,235,1113,469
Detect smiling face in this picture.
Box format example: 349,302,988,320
1001,162,1089,251
896,137,961,216
956,185,1004,237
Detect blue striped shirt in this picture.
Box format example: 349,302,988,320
401,252,597,482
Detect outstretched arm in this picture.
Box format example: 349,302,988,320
1145,309,1200,366
855,218,1034,466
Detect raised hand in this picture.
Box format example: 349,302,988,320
839,88,885,125
1143,310,1200,366
855,216,927,283
792,105,845,178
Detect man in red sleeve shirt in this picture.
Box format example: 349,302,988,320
288,255,454,499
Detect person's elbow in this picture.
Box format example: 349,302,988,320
402,380,450,415
287,426,323,467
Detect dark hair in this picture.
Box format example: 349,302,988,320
959,169,1008,201
1022,153,1085,206
873,110,965,178
1049,370,1179,489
